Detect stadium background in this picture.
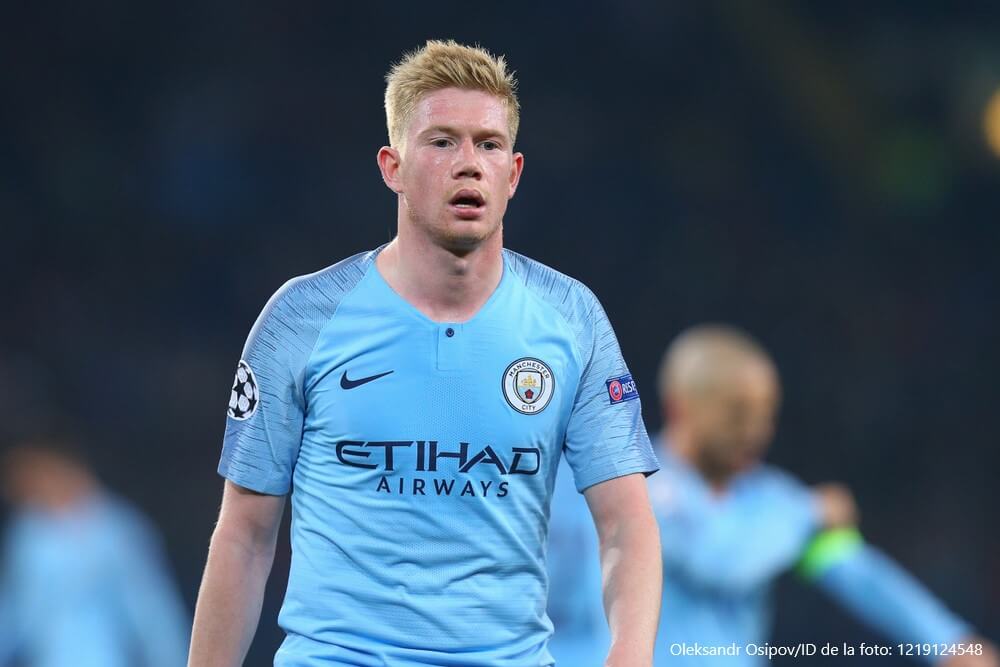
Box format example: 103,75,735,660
1,2,998,664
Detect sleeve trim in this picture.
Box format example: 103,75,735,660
575,459,660,494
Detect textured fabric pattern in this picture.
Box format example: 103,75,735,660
217,247,657,666
218,250,371,494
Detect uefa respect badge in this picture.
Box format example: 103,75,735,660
606,373,639,405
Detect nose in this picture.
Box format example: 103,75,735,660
451,138,482,180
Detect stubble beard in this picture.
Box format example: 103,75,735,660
405,201,504,256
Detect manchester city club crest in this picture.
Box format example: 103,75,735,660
502,358,555,415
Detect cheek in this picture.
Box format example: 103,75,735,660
492,163,517,197
405,160,445,199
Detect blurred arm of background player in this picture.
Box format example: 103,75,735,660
585,472,662,667
188,480,285,667
801,484,998,667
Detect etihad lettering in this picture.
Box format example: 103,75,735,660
335,440,541,475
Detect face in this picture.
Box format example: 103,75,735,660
2,448,51,506
378,88,524,252
686,359,781,480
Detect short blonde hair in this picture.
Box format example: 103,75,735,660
384,39,520,150
658,324,773,400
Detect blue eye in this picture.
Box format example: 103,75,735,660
432,138,451,148
481,141,500,150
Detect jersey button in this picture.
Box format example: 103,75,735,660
445,327,455,337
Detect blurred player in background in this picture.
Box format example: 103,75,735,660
547,324,998,666
189,40,661,666
0,436,190,667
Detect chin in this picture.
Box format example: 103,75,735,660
432,218,501,251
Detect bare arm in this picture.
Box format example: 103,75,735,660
188,480,286,667
584,473,662,667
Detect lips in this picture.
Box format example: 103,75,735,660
447,188,486,220
448,189,486,208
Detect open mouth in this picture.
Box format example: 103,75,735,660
448,189,486,209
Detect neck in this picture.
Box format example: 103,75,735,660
377,218,504,323
43,473,99,512
664,425,733,492
664,425,696,465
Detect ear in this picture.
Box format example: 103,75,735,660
507,151,524,198
377,146,403,194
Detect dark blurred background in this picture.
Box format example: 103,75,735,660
1,2,998,665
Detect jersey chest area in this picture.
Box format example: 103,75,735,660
303,315,578,450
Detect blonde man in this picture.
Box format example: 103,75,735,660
647,325,996,666
189,40,661,667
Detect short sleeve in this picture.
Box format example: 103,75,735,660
563,289,658,492
218,281,313,495
217,252,372,494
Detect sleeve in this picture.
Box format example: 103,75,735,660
218,280,312,495
806,537,972,656
657,470,822,594
562,287,658,492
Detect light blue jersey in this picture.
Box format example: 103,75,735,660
0,493,190,667
218,246,657,666
545,458,608,667
547,436,973,666
648,440,821,664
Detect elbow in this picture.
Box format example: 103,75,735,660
209,516,279,563
599,511,662,577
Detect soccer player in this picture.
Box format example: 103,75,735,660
0,437,191,667
546,325,998,666
188,40,661,667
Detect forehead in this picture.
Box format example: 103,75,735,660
407,87,510,138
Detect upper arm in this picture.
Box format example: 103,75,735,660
583,473,657,541
214,480,286,551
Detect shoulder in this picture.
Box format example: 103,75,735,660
244,249,376,351
260,249,375,320
647,451,702,516
2,512,36,550
502,248,608,331
742,463,810,499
